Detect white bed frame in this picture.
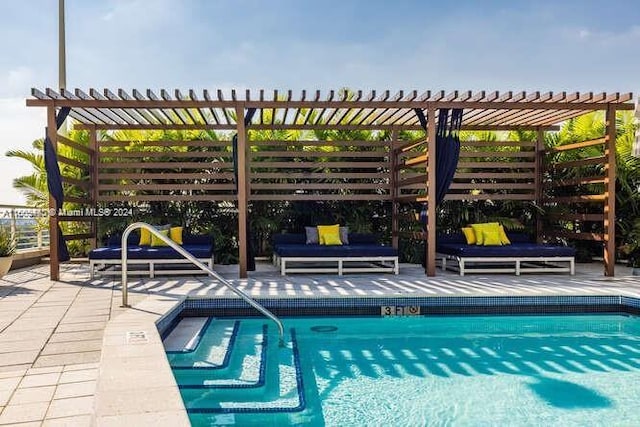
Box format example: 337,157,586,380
89,257,214,279
437,253,575,276
273,254,399,276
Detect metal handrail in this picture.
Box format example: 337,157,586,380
121,222,285,345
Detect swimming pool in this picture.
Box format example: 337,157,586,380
166,314,640,426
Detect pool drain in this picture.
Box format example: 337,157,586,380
311,325,338,333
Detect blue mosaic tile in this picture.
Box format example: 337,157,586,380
157,300,186,337
621,296,640,308
175,295,640,317
184,295,624,310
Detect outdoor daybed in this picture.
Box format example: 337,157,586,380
436,232,575,276
89,232,214,278
272,232,399,275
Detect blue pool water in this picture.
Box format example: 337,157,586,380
166,315,640,426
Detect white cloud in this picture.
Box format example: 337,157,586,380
0,66,35,98
99,0,177,28
565,25,640,46
0,97,45,205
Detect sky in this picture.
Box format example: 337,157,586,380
0,0,639,204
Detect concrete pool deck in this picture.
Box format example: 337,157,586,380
0,262,639,425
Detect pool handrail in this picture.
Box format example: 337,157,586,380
120,222,285,345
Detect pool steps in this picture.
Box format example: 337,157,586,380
162,317,210,352
174,323,266,388
164,319,306,415
166,320,238,369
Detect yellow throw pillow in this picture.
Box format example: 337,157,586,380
317,224,342,245
322,232,343,245
471,223,502,245
461,227,476,245
498,225,511,245
470,223,500,245
170,226,183,245
150,229,170,247
482,229,503,246
139,228,151,246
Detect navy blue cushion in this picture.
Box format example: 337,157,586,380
348,233,379,245
89,244,213,260
107,231,211,247
437,233,467,244
274,244,397,257
273,234,307,247
183,234,213,246
272,232,392,257
273,232,382,247
436,242,575,258
506,233,532,244
90,231,214,261
108,231,140,246
437,232,533,245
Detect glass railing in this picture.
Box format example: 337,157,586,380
0,205,50,252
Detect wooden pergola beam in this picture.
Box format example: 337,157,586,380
72,123,560,131
27,98,634,111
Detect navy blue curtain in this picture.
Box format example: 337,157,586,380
44,107,71,262
413,108,463,207
232,108,257,271
415,108,463,243
435,108,463,205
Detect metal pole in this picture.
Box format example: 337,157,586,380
10,209,17,248
58,0,66,90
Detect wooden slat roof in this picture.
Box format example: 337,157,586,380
27,88,634,131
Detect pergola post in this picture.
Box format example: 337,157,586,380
604,105,617,276
535,127,545,243
89,127,98,250
390,129,399,250
235,105,248,278
47,106,60,281
425,107,437,276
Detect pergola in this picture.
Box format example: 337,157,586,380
27,88,634,280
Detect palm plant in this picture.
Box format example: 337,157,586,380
6,139,48,209
0,227,16,257
7,128,93,255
